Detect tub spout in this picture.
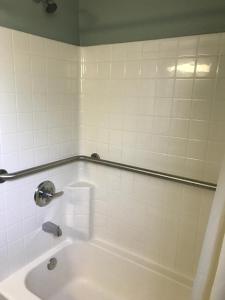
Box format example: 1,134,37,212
42,222,62,237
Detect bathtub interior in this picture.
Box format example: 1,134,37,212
25,241,191,300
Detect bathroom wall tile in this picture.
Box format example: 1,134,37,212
80,46,97,62
0,28,223,288
196,56,218,78
189,120,209,140
152,117,170,135
176,58,195,78
14,53,31,74
31,56,47,76
168,137,187,156
0,26,79,281
44,39,60,58
0,231,7,249
111,44,126,61
34,147,49,165
17,113,33,131
198,34,221,56
193,79,215,100
17,93,33,112
175,215,198,276
0,27,12,55
29,35,46,56
0,56,14,74
191,100,210,120
0,94,16,114
12,31,30,53
156,79,174,97
218,55,225,78
18,131,34,150
79,32,223,284
0,114,18,134
151,135,169,153
141,59,157,78
58,43,78,61
96,45,112,62
172,99,191,119
157,58,176,78
142,40,159,59
209,120,225,142
174,79,193,98
0,73,15,93
159,38,178,57
97,62,111,79
215,79,225,101
139,79,156,97
126,42,142,60
206,142,225,163
32,76,47,94
7,222,23,244
211,101,225,121
154,98,173,117
177,36,198,57
110,62,125,79
187,140,207,160
15,74,32,93
124,61,141,78
170,119,189,138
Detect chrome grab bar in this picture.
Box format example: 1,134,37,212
0,153,217,191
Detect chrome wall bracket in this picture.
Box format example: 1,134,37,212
34,180,64,207
0,170,7,183
91,153,101,160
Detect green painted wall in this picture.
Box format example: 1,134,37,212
0,0,225,46
79,0,225,46
0,0,79,45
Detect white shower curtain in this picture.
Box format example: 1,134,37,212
192,157,225,300
210,233,225,300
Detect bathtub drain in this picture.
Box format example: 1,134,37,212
47,257,57,270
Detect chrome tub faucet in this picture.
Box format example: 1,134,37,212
42,222,62,237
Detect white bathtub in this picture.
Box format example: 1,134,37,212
0,239,191,300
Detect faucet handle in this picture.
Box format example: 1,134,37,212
39,190,64,199
34,181,64,207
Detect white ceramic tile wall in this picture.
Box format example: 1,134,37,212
79,33,225,283
0,26,79,280
83,164,213,282
0,26,224,290
80,33,225,183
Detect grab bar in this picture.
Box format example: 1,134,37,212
0,153,217,191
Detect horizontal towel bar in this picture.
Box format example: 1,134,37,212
0,153,217,191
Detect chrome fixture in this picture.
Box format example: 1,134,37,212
34,0,58,14
47,257,57,270
0,154,217,191
91,153,101,160
34,180,64,207
42,222,62,237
